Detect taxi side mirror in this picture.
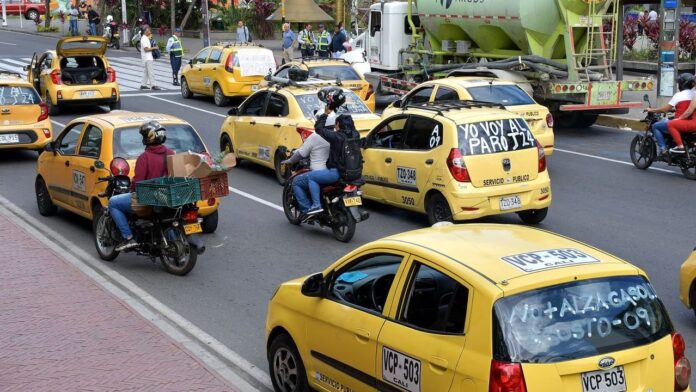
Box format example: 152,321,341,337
393,99,402,108
228,107,238,116
360,137,367,149
301,272,325,297
44,142,55,153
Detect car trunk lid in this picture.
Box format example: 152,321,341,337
56,36,107,57
0,85,43,125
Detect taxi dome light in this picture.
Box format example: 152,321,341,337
110,157,130,176
673,332,691,391
489,360,527,392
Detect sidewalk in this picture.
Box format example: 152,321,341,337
0,208,237,391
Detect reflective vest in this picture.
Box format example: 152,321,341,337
316,31,330,52
299,30,315,49
170,36,184,58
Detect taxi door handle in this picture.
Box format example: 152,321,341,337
274,123,281,128
354,328,370,342
425,159,434,165
64,161,70,167
385,157,392,163
250,121,256,125
429,356,448,371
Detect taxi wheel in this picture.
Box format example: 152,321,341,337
213,84,229,107
109,100,121,111
45,96,59,116
35,177,57,216
426,192,453,225
181,78,193,99
274,152,290,185
517,207,548,225
268,334,309,392
201,210,218,233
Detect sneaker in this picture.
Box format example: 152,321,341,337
140,85,150,90
670,146,686,154
115,238,138,252
306,206,323,215
152,86,162,90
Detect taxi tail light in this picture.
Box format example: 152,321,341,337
109,157,130,176
297,126,314,141
38,102,48,121
225,53,236,73
536,141,546,173
545,113,554,128
673,332,691,391
182,209,199,223
446,148,470,182
50,69,61,85
365,84,375,100
489,360,527,392
106,67,116,83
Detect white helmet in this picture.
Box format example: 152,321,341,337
106,15,113,23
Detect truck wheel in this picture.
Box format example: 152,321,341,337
26,9,38,20
556,113,598,129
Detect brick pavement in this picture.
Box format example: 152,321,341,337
0,210,237,392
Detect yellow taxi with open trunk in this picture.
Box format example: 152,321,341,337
0,71,52,151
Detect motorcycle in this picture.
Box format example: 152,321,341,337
92,157,205,276
629,94,696,180
281,145,369,243
131,19,145,52
103,21,120,50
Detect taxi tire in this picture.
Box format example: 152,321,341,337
274,151,290,185
181,78,193,99
201,210,218,233
35,176,57,216
268,333,309,392
213,84,229,107
426,192,453,225
109,100,121,111
517,207,548,225
220,134,241,163
46,96,59,116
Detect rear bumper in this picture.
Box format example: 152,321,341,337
50,84,120,104
0,121,52,150
221,80,262,97
57,96,119,106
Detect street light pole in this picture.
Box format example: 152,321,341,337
201,0,209,47
2,0,7,27
121,0,128,44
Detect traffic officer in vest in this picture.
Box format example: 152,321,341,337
298,24,316,58
166,28,184,86
315,24,330,58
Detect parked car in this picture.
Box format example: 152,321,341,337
4,0,46,20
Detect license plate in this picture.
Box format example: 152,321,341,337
343,196,362,207
581,366,626,392
0,134,19,144
79,90,96,98
382,347,421,392
183,222,202,235
499,195,522,211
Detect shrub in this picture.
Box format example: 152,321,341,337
623,17,638,51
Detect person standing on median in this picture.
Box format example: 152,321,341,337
298,23,315,59
166,28,184,86
281,23,295,64
236,20,250,43
87,5,100,36
140,27,161,90
315,24,330,58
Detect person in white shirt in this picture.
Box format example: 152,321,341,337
140,27,161,90
648,9,658,22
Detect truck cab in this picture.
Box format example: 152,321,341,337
354,2,417,71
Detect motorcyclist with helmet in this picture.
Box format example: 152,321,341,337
109,121,174,251
667,73,696,154
646,72,695,155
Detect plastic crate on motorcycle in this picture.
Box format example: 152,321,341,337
198,173,229,200
135,177,201,207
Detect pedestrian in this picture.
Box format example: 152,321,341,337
236,20,250,43
79,0,88,19
166,27,184,86
298,23,315,59
638,10,648,36
330,25,346,59
87,5,100,36
68,4,79,36
315,24,330,58
281,23,295,64
140,27,161,90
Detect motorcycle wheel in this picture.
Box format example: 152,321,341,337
629,134,655,170
282,183,302,225
93,207,120,261
681,148,696,180
160,227,197,276
331,207,356,243
115,39,120,50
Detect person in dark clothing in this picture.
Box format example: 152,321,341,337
87,5,100,36
330,25,347,58
109,121,174,251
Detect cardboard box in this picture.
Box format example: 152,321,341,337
167,152,236,178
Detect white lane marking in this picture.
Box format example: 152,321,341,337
51,119,66,128
228,186,283,212
555,147,677,174
0,41,17,45
148,95,227,118
0,195,273,391
0,62,26,74
121,91,180,97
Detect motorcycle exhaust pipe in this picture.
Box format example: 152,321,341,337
188,234,206,255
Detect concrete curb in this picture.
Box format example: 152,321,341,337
0,25,61,39
596,114,644,131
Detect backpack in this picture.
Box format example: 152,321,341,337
335,129,363,183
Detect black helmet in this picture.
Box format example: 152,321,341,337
678,73,695,91
317,87,346,111
139,120,166,145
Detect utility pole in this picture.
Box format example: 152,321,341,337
121,0,128,44
170,0,175,32
201,0,209,47
1,0,7,27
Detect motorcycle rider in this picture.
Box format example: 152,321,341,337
668,73,696,154
647,73,695,155
109,121,174,251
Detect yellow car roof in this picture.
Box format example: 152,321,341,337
78,112,187,128
379,224,638,292
0,72,31,86
400,101,518,123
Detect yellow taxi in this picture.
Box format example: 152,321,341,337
274,59,376,112
361,100,551,225
679,247,696,317
25,36,121,115
266,223,691,392
383,77,555,155
34,112,220,233
180,42,277,106
219,80,381,184
0,71,52,151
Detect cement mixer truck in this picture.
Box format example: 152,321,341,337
354,0,653,128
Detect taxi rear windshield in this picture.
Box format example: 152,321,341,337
492,276,672,364
113,124,206,159
466,85,535,106
296,90,371,119
457,118,535,156
309,66,361,81
0,85,40,105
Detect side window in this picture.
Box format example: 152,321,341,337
404,15,421,35
266,93,288,117
45,54,53,69
78,125,102,158
367,116,408,149
208,49,223,63
240,92,268,116
403,116,442,150
275,67,290,78
435,86,458,101
370,11,381,37
399,262,469,334
57,122,84,155
403,87,434,106
193,48,211,64
329,253,404,313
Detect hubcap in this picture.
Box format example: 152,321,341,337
273,348,298,392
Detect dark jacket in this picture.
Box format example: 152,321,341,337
87,9,99,24
330,30,346,53
314,113,359,170
131,144,175,191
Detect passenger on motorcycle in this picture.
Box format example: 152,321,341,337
668,73,696,154
109,121,174,251
647,73,695,155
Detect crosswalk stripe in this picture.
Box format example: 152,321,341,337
0,62,26,74
103,58,181,90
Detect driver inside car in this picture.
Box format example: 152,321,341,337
647,73,695,155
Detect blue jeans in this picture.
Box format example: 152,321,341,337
652,119,670,150
70,20,78,36
292,168,339,211
109,193,133,239
90,22,97,35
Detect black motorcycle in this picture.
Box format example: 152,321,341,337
281,151,369,242
103,21,120,50
629,100,696,180
92,157,205,276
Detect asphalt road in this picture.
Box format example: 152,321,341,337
2,29,696,380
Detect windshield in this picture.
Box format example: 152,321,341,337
113,124,206,159
457,117,535,156
309,66,361,81
466,85,535,106
0,85,40,105
493,276,672,364
296,90,371,119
